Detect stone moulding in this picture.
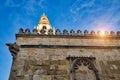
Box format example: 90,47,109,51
20,44,120,49
16,34,120,40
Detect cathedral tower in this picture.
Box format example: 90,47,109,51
36,13,53,34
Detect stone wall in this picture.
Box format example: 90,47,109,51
16,35,120,46
12,47,120,80
8,31,120,80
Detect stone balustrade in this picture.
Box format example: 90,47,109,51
18,28,120,36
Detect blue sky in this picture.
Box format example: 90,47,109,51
0,0,120,80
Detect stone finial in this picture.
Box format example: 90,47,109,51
40,28,46,35
32,28,38,34
104,31,108,36
37,14,53,34
63,29,68,35
70,29,75,36
97,31,101,36
6,43,19,59
48,29,53,35
25,28,30,34
84,30,89,36
117,31,120,36
77,30,82,36
55,29,61,35
18,28,24,34
90,30,95,36
110,31,115,36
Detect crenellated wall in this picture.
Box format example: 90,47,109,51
18,28,120,36
7,28,120,80
16,28,120,46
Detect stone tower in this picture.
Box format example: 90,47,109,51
6,14,120,80
37,13,54,34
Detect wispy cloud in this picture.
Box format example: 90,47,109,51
21,0,47,15
5,0,47,15
5,0,47,31
90,0,120,31
5,0,25,7
70,0,120,31
3,0,120,32
70,0,95,14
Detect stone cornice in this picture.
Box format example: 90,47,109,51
20,44,120,49
16,34,120,39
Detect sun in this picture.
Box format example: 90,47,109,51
100,31,105,37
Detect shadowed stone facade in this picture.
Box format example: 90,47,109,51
6,14,120,80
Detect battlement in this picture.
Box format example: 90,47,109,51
17,28,120,37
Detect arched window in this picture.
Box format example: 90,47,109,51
43,26,46,29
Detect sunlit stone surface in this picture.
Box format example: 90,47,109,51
6,14,120,80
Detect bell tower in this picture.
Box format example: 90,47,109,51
37,13,53,34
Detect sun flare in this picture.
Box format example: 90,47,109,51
100,31,104,37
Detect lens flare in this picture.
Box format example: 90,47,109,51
100,31,104,37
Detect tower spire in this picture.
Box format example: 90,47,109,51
37,13,53,34
42,12,46,16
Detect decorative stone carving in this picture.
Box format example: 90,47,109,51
70,29,75,36
84,30,89,36
91,30,96,36
55,29,61,35
25,28,30,34
110,31,115,36
66,56,100,80
48,29,53,35
63,29,69,35
6,43,19,59
32,29,38,34
77,30,82,36
18,28,24,34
